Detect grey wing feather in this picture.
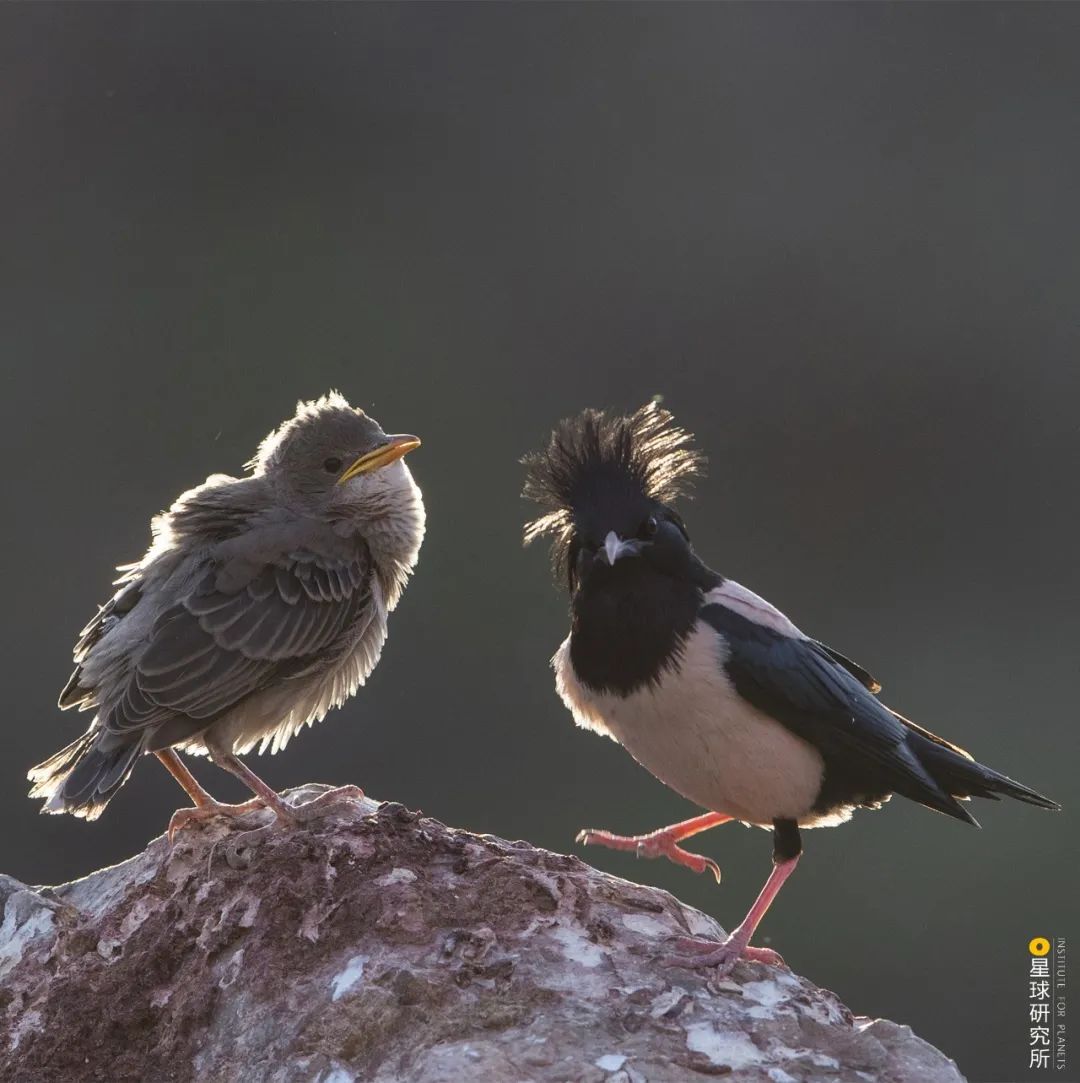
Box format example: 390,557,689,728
104,541,374,738
59,580,143,709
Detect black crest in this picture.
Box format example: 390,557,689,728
522,401,704,586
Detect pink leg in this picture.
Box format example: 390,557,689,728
165,748,366,846
212,753,365,825
155,749,220,807
157,749,266,844
667,853,800,977
577,812,732,882
211,753,301,824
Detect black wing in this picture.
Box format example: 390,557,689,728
700,601,978,823
105,542,374,746
812,641,881,693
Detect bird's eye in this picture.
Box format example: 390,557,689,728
323,457,343,474
642,516,659,538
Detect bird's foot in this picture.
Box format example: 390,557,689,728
286,784,367,822
218,786,367,869
576,826,721,882
166,799,266,845
663,934,786,978
168,785,367,846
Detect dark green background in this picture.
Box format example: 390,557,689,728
2,7,1075,1081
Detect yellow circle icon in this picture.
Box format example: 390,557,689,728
1029,937,1051,956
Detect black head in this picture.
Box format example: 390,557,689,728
522,401,707,592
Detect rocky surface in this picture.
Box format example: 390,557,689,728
0,785,965,1083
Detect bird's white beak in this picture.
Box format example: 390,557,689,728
603,531,633,566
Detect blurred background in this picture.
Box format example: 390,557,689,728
1,6,1076,1080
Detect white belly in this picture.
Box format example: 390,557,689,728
554,622,825,826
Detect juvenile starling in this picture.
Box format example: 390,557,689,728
30,392,424,840
523,401,1058,976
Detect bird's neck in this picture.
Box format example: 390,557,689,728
569,563,703,696
347,488,426,612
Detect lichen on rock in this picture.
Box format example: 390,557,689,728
0,785,965,1082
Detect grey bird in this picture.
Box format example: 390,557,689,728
29,391,425,840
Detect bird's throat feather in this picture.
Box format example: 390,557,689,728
569,563,701,696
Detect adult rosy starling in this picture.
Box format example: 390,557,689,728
30,392,424,840
523,401,1058,976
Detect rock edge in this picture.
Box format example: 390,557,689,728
0,785,966,1083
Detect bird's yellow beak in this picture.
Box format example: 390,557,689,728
338,435,421,484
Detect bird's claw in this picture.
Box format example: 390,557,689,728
166,799,266,845
663,935,786,978
287,784,366,821
576,827,721,883
655,844,721,883
168,784,366,846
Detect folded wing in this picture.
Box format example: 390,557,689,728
701,591,1057,823
106,543,374,746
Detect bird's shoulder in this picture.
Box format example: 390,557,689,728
700,579,881,694
701,579,804,638
108,474,273,593
207,513,369,597
161,472,270,544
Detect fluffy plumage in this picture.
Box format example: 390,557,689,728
523,401,704,589
30,392,424,823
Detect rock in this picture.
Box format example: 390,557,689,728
0,785,965,1083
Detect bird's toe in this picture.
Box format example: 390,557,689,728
662,935,785,977
288,784,367,823
655,841,722,882
166,799,266,845
575,827,721,882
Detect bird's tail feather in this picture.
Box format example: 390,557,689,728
897,714,1060,819
28,730,143,821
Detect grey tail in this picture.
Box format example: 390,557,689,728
897,713,1060,825
28,729,144,821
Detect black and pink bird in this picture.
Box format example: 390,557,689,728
522,401,1058,976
